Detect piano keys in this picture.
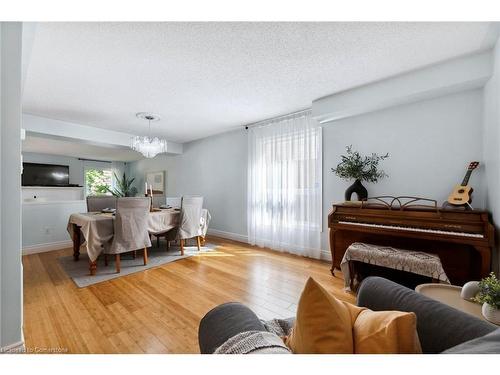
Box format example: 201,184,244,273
328,203,495,285
336,221,485,238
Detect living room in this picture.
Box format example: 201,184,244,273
1,0,500,372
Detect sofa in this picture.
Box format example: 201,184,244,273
198,276,500,354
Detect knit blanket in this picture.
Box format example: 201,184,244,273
214,318,294,354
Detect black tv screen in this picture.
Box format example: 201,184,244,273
22,163,70,187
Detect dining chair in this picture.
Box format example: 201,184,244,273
149,218,177,250
104,197,151,273
166,196,182,208
150,196,181,248
86,195,117,212
177,196,204,255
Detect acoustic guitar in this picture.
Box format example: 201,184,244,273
447,161,479,206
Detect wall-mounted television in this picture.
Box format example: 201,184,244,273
22,163,70,187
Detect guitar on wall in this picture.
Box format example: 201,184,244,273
447,161,480,206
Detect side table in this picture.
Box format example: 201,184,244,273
416,283,498,325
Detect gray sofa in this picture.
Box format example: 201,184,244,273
198,276,500,354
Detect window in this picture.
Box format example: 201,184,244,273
258,131,321,228
247,112,322,258
84,168,113,196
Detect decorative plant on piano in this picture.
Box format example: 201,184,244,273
332,145,389,201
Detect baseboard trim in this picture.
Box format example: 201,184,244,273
207,229,249,244
22,240,73,255
320,249,332,261
207,228,332,262
1,340,24,354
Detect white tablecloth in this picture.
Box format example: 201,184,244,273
67,208,211,262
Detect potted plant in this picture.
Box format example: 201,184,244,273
474,272,500,324
332,145,389,201
106,172,138,197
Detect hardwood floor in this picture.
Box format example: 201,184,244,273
23,236,354,353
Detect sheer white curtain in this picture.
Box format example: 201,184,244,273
247,111,322,259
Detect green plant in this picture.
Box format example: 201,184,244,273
474,272,500,309
332,145,389,183
107,172,138,197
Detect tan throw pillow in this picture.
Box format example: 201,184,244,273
284,277,364,354
285,277,422,354
353,309,422,354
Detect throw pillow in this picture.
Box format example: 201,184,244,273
353,309,422,354
285,277,422,354
284,277,363,353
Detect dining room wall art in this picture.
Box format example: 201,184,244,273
146,170,166,196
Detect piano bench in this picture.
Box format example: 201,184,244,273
340,242,449,291
350,262,433,290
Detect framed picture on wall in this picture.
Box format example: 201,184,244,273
146,171,166,196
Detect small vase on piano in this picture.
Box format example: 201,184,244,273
345,179,368,201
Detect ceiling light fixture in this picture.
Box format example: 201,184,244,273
131,112,167,158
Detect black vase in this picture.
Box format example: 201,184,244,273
345,179,368,201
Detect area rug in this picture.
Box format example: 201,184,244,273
58,242,215,288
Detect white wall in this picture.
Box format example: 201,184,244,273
128,129,248,239
0,22,23,350
483,37,500,273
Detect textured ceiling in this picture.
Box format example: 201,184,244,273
23,22,496,143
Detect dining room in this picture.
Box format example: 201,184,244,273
22,145,214,280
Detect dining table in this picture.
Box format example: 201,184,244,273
67,208,211,275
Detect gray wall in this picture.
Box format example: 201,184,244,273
22,201,87,248
23,152,86,186
22,152,126,188
483,37,500,273
321,89,485,250
128,129,248,237
21,153,126,250
126,152,177,206
0,22,23,349
128,89,486,255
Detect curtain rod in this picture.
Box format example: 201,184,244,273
244,108,312,130
78,158,113,163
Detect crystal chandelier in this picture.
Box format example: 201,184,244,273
131,113,167,158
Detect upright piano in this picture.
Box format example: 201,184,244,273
328,200,495,285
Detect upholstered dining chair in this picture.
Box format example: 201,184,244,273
150,196,182,248
104,197,151,273
177,196,204,255
86,195,117,212
166,196,182,208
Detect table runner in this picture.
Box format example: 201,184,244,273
67,208,210,262
340,242,450,291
